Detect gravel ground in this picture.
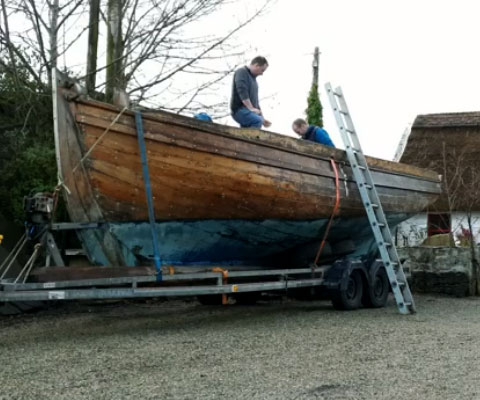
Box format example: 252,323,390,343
0,294,479,400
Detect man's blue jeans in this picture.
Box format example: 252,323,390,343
232,107,264,128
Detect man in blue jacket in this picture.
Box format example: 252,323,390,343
292,118,335,148
230,56,272,129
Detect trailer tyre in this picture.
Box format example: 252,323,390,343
362,267,389,308
331,270,363,310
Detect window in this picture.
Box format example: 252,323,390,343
427,213,451,236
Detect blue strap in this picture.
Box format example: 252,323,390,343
135,111,163,281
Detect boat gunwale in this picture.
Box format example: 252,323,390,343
64,90,441,184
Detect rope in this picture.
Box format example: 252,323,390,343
72,106,128,173
313,158,341,266
0,234,28,280
14,243,42,284
21,244,42,284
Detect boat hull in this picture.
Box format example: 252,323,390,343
77,213,410,268
56,89,441,268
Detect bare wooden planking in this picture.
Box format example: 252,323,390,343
59,89,441,225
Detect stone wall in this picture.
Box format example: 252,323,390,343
398,247,475,297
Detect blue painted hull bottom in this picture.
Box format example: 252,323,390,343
80,213,410,268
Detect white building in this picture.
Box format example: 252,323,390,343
395,212,480,247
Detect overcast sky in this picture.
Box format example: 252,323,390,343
232,0,480,160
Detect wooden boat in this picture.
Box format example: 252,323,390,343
55,87,441,270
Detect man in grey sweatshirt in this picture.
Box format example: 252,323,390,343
230,56,272,129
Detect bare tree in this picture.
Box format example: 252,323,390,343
456,159,480,295
0,0,87,85
436,141,480,294
1,0,273,113
86,0,100,95
105,0,125,102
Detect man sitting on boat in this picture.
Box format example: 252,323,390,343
292,118,336,148
230,56,272,129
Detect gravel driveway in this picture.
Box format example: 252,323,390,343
0,294,479,400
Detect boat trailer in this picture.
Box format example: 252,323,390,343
0,193,388,311
0,84,416,314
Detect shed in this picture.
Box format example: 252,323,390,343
398,111,480,243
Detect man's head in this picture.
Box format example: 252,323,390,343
249,56,269,77
292,118,309,136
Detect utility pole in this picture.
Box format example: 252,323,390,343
312,46,320,87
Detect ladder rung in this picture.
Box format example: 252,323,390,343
378,242,392,248
392,280,408,290
385,261,399,268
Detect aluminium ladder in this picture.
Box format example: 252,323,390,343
325,83,416,314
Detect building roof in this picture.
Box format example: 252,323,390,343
413,112,480,128
400,111,480,212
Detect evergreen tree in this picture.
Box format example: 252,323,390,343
306,83,323,127
0,55,56,224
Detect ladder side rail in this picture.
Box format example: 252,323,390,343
326,84,403,265
354,171,408,273
350,155,415,311
334,86,363,151
360,169,398,248
350,148,415,311
344,146,412,298
326,86,400,279
324,84,358,151
325,82,415,314
346,162,407,300
331,87,403,241
332,85,403,258
362,204,410,302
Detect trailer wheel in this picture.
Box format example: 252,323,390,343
197,295,223,306
362,267,389,308
331,270,363,310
